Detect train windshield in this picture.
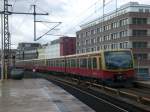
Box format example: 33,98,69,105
104,51,133,70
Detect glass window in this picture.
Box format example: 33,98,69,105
71,59,76,67
132,18,147,24
145,9,149,13
88,58,92,69
66,59,70,67
97,28,100,33
132,30,147,36
135,68,149,78
80,58,87,68
91,29,94,35
139,9,143,12
104,51,133,69
76,59,79,67
132,42,147,48
93,57,97,69
134,53,148,60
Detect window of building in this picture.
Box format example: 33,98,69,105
104,45,107,50
135,68,149,79
120,31,125,37
119,42,128,49
97,46,100,51
132,30,147,36
132,18,147,24
93,38,96,43
120,43,123,49
77,42,80,46
132,42,147,48
86,40,88,45
100,37,104,42
111,43,118,49
104,36,107,41
123,42,128,48
100,27,103,32
97,28,100,33
86,48,90,52
103,25,106,31
91,38,94,44
111,22,118,29
134,53,148,60
91,29,94,35
97,37,100,42
111,32,118,39
85,32,88,36
139,8,143,12
145,9,149,13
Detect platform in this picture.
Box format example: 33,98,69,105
0,79,94,112
134,80,150,89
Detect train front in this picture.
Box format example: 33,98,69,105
103,50,135,86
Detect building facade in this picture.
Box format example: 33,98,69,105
16,42,41,60
38,36,76,59
76,2,150,79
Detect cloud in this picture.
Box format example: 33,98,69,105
0,0,150,48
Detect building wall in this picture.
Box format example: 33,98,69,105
76,2,150,80
38,48,46,59
16,43,41,60
38,36,76,59
45,43,60,59
60,37,76,56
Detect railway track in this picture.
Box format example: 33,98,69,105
35,72,150,112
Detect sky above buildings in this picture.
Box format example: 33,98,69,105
0,0,150,48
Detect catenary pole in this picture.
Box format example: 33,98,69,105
0,1,48,79
1,14,4,80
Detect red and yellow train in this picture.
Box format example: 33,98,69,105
16,49,135,86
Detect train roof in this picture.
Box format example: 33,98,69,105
16,49,131,62
60,49,131,58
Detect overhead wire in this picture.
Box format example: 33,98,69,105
12,0,17,11
63,0,115,35
11,0,35,35
51,0,102,36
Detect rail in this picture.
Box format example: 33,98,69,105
67,78,150,106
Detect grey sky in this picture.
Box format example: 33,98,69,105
0,0,150,48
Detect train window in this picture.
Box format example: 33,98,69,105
88,58,92,69
42,60,44,66
53,60,55,67
93,57,97,69
66,59,70,67
56,60,59,67
59,60,62,67
71,59,76,67
47,60,49,66
61,60,64,67
49,60,51,66
76,59,79,67
51,60,54,67
61,60,63,67
49,61,51,66
80,58,87,68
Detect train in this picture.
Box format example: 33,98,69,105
16,49,135,87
